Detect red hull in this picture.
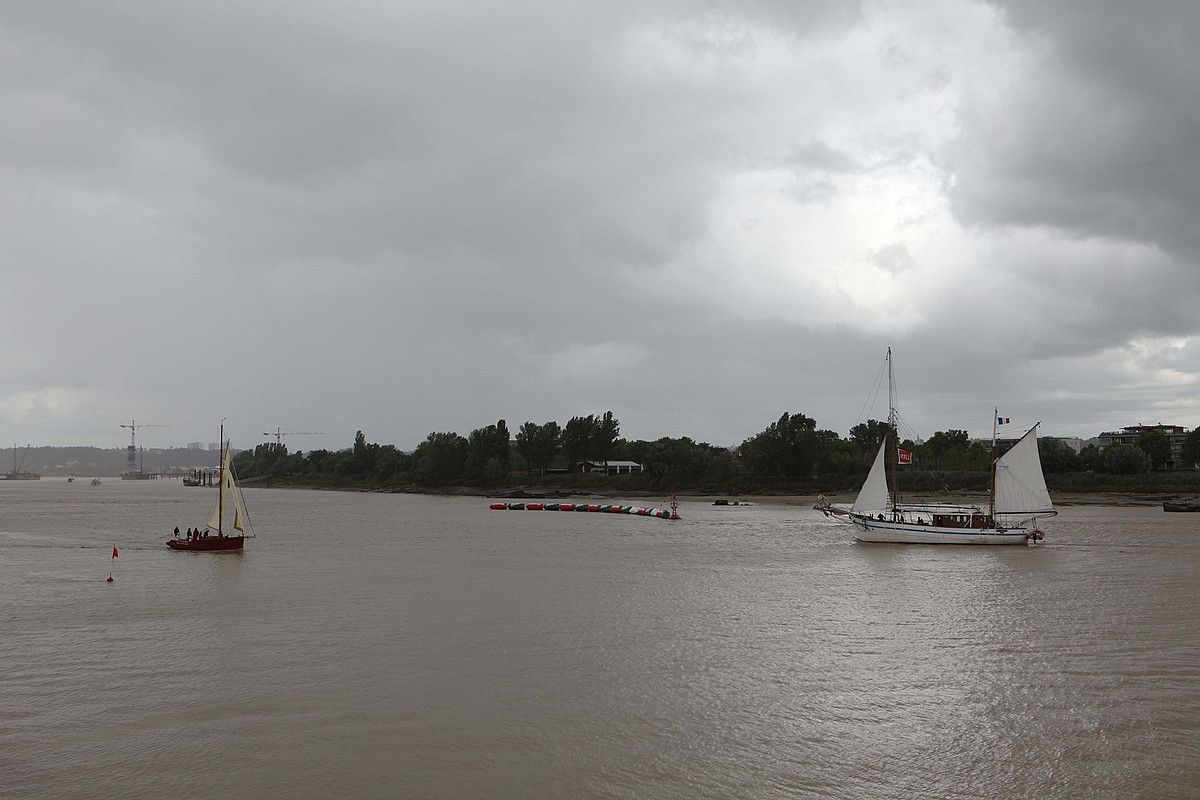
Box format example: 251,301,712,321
166,536,245,551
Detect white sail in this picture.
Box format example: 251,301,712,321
852,440,890,514
229,465,248,532
207,446,228,532
993,424,1054,523
205,442,249,533
207,478,223,531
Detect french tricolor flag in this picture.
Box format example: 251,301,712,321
997,416,1010,425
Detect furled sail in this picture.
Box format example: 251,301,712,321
993,424,1055,523
852,440,890,515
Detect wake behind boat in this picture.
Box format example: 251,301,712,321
168,423,251,552
816,349,1055,545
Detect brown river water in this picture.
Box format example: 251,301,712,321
2,479,1198,799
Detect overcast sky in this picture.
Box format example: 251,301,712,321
2,0,1199,451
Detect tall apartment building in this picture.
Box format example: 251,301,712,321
1096,425,1189,468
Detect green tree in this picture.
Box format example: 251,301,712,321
463,419,511,482
516,422,539,475
232,448,256,477
922,429,971,470
413,432,468,483
350,430,380,475
494,419,511,464
1135,428,1171,470
739,412,820,477
516,421,560,474
1038,438,1080,473
535,421,561,472
814,429,859,474
593,411,620,463
1077,444,1102,471
306,448,334,475
235,442,293,478
964,441,991,471
466,420,511,480
1101,444,1150,475
848,419,890,453
1179,427,1200,470
562,415,594,463
623,436,735,484
374,445,411,481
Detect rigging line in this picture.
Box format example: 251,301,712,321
882,356,920,453
229,456,256,537
890,352,902,418
854,356,888,428
892,411,922,444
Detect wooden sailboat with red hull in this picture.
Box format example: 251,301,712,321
167,423,251,552
168,533,244,551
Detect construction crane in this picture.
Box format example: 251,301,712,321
264,428,325,446
119,420,169,474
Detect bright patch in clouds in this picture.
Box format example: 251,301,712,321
629,1,1004,335
670,163,973,334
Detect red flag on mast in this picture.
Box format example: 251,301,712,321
112,546,119,558
897,448,912,465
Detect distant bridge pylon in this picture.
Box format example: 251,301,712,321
119,420,169,472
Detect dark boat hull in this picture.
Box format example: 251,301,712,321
166,536,245,551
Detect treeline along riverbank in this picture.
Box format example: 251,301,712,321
230,411,1200,497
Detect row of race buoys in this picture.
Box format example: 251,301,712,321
488,501,678,520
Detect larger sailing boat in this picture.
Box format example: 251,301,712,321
167,423,251,551
817,349,1056,545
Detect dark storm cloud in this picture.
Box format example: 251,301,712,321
2,0,1200,447
0,1,861,271
949,1,1200,261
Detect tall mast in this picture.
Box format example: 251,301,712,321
989,407,997,520
218,420,225,535
888,348,898,514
